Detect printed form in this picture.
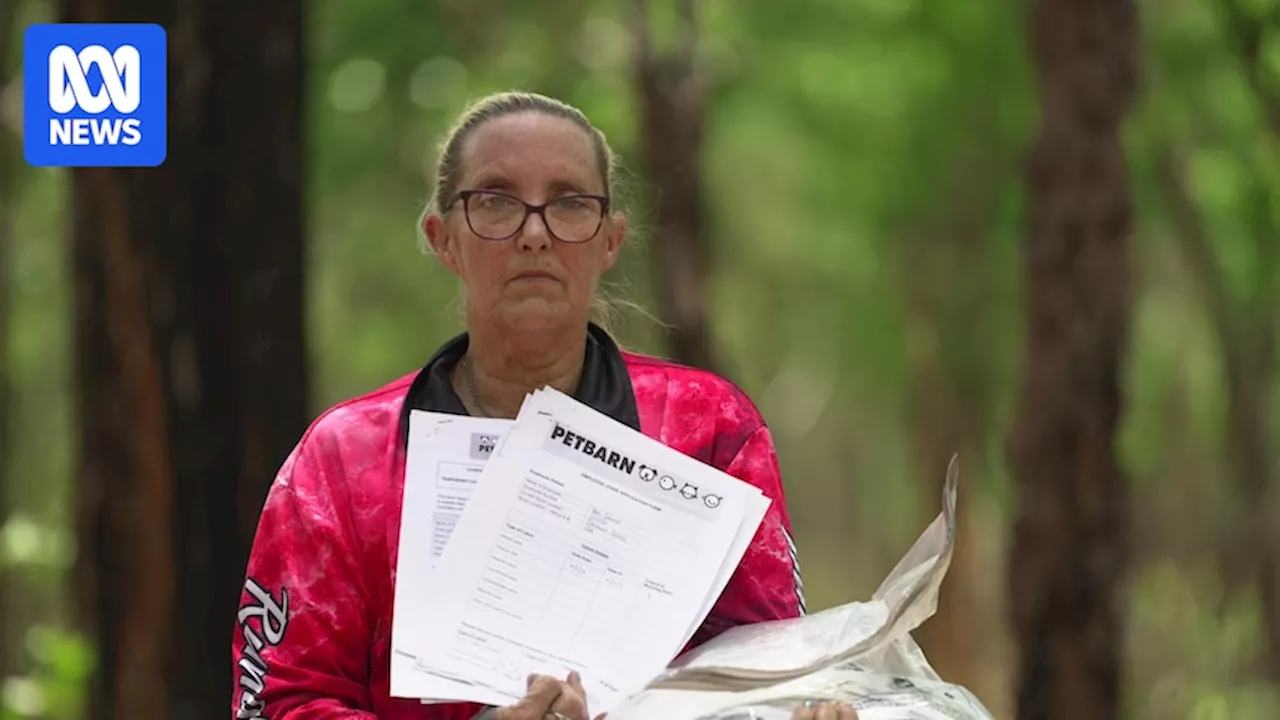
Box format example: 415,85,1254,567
390,412,514,704
412,389,767,714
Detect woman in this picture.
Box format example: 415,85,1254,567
231,91,855,720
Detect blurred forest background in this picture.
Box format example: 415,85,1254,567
0,0,1278,718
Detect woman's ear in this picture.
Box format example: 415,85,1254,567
600,211,627,272
424,212,462,276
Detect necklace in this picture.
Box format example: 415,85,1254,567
460,357,496,417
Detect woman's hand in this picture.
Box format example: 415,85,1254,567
792,699,858,720
490,672,591,720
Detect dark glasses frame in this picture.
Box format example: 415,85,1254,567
449,189,611,244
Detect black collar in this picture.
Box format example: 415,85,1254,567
400,323,641,444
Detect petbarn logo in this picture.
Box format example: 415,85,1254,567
23,24,168,167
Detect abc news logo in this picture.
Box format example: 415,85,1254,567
23,24,167,168
48,44,143,147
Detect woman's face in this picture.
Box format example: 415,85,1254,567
425,113,625,335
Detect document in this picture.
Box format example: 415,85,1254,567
410,389,768,714
682,490,770,647
390,412,512,701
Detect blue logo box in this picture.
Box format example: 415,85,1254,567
23,23,167,167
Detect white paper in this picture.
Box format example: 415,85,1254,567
679,491,771,648
391,649,511,707
392,412,560,707
410,413,514,570
521,393,772,653
412,389,766,714
390,412,512,700
522,390,770,654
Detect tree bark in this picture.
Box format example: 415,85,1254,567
1007,1,1138,718
60,1,309,718
632,0,717,370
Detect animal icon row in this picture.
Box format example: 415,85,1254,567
636,464,722,509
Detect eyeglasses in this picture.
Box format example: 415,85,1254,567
450,189,609,244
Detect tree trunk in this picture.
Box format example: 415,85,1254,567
60,1,309,718
1007,1,1138,718
632,0,716,370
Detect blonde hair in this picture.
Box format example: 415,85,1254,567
417,90,651,333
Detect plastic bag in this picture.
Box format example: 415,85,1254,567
608,457,994,720
686,657,992,720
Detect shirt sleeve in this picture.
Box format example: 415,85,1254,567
231,422,378,719
689,423,806,647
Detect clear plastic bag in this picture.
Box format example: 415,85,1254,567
613,646,993,720
689,658,992,720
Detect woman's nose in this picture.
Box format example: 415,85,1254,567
515,212,552,251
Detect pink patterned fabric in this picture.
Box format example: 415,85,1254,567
232,350,803,719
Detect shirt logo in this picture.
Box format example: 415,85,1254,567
23,23,167,167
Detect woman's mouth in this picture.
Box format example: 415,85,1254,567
512,270,557,282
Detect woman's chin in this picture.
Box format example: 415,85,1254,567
496,298,579,332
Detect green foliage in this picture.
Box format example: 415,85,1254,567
1,625,92,720
0,622,91,717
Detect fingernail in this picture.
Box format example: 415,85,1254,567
527,674,536,691
568,670,580,683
